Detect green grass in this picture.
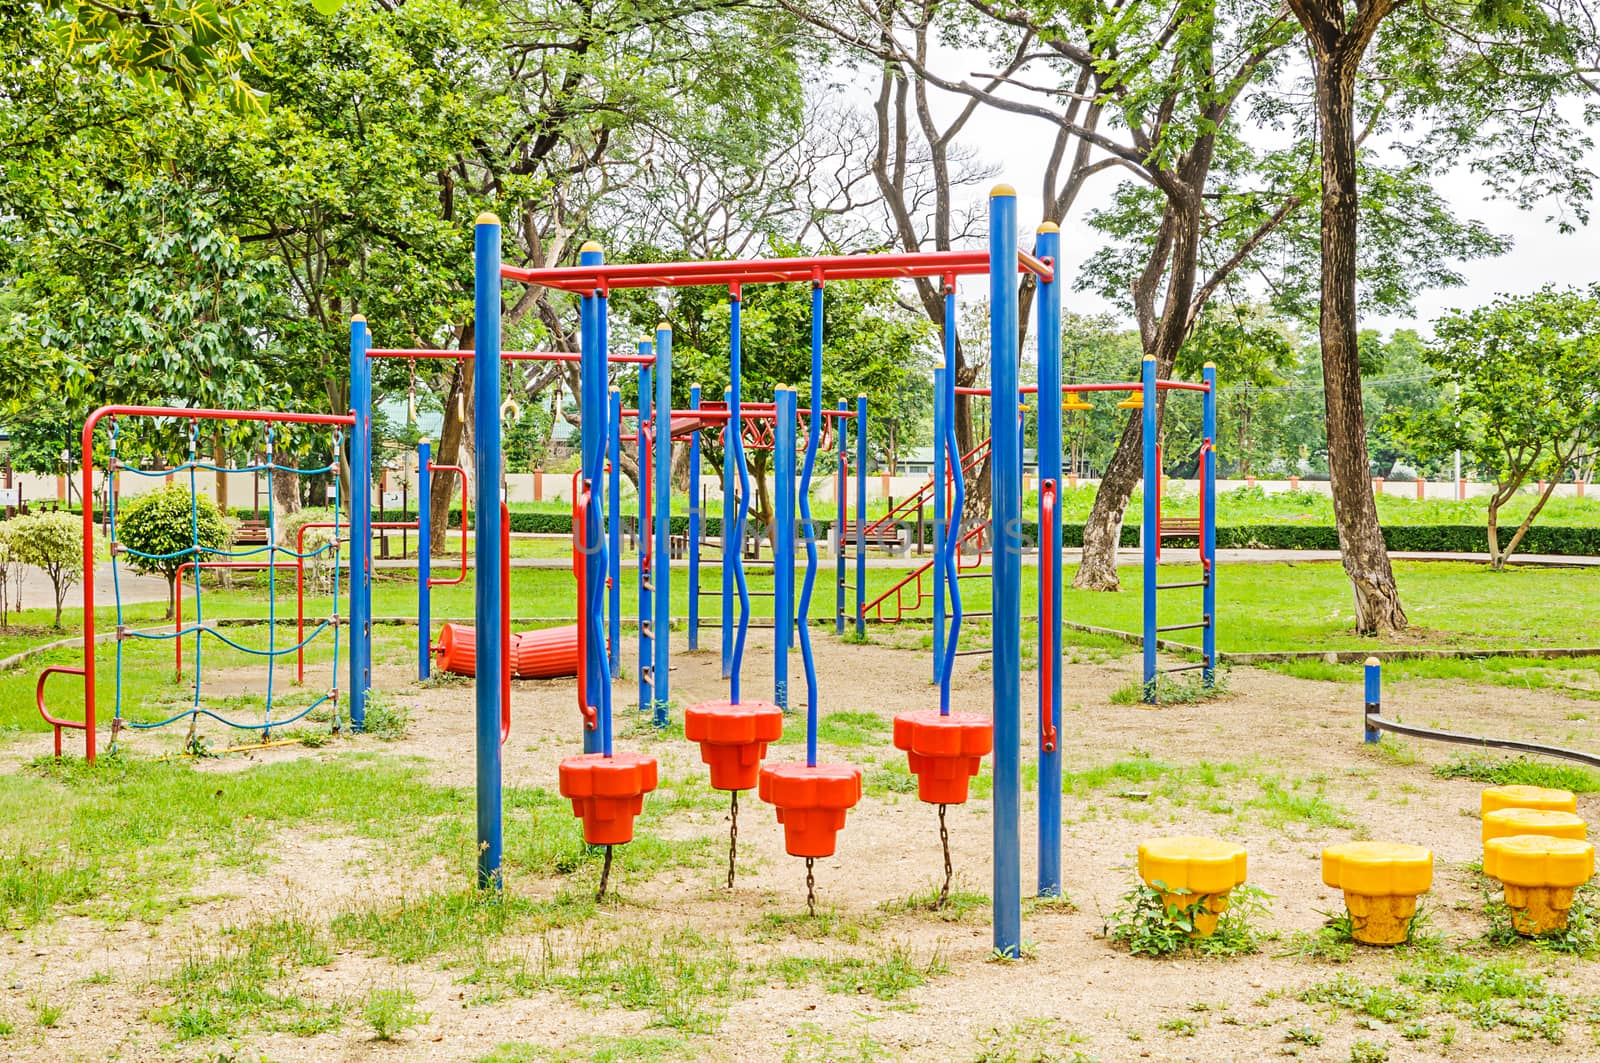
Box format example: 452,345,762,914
768,943,948,1001
362,987,430,1041
333,889,593,964
815,710,890,748
477,1036,691,1062
1432,754,1600,793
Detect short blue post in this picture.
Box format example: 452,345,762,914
608,388,622,672
989,185,1022,958
688,384,702,651
1202,362,1218,689
417,438,432,681
348,315,372,732
721,385,734,677
1141,354,1158,703
854,394,867,635
472,212,504,892
774,386,795,712
1364,657,1382,743
932,365,946,683
637,353,653,714
652,322,672,726
1035,221,1063,897
578,241,605,754
835,400,847,635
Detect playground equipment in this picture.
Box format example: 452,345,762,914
1320,841,1434,946
1364,658,1600,768
1136,835,1249,937
1485,835,1595,935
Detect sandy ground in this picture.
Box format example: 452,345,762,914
4,630,1600,1062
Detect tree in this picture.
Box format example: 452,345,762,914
116,484,231,618
0,522,22,631
9,512,81,627
1392,287,1600,569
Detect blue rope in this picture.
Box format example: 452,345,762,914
122,619,332,654
122,690,337,733
264,426,277,737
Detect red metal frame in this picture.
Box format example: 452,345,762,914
1197,440,1213,571
501,249,1052,293
1039,480,1057,754
954,381,1210,397
499,501,511,746
862,436,990,538
366,348,655,364
47,405,357,763
571,472,597,732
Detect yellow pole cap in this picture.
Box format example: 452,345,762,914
657,321,672,332
1142,354,1157,362
1203,361,1216,369
418,437,430,446
1365,656,1381,667
476,212,500,226
580,240,603,254
350,314,366,323
990,183,1017,197
640,335,654,345
1036,221,1060,233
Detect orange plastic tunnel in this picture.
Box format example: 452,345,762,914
435,622,582,679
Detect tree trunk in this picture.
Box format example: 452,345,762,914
165,573,176,621
1314,47,1406,633
213,434,230,516
272,462,301,545
429,361,472,556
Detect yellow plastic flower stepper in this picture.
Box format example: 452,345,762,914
1484,835,1595,936
1137,836,1248,937
1481,808,1587,845
1480,785,1577,816
1321,841,1434,946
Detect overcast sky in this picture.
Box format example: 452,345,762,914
880,67,1598,341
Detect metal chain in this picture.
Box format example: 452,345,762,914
727,790,739,889
805,857,816,917
938,803,952,909
597,844,614,901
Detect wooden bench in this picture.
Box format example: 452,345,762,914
234,519,270,547
838,519,908,555
1157,517,1202,540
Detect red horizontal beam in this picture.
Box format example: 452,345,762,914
952,381,1209,397
500,249,1051,293
618,407,856,421
366,348,654,364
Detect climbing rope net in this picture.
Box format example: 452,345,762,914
106,418,345,752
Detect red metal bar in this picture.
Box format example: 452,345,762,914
1039,480,1057,754
1155,443,1163,563
426,464,470,587
366,348,655,364
1197,440,1213,572
74,404,358,763
1156,380,1212,393
501,249,1051,293
500,501,511,745
37,666,87,758
862,436,990,538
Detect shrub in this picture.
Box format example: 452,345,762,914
0,523,22,631
8,511,81,627
280,507,340,594
115,486,231,619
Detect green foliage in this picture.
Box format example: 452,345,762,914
1432,755,1600,794
6,511,81,626
1105,881,1270,958
116,485,231,615
52,0,263,106
362,987,429,1041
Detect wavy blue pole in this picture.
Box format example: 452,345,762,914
473,213,504,893
652,322,672,726
798,281,824,767
609,387,622,672
1035,223,1063,897
418,439,431,681
938,288,965,718
989,186,1022,958
932,365,946,684
1141,354,1158,703
774,386,794,713
1202,362,1218,689
730,295,752,704
637,355,653,714
348,316,371,731
721,385,735,678
689,383,702,651
854,394,867,636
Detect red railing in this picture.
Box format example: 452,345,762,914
864,521,989,623
1039,480,1057,754
37,666,87,757
572,473,597,732
861,436,991,539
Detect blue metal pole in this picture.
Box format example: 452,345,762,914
417,439,432,682
637,355,653,715
932,365,946,684
578,242,604,755
774,386,795,712
1364,657,1382,743
652,322,672,726
798,282,824,768
472,212,504,892
1141,354,1158,703
938,295,965,720
689,384,702,651
348,316,371,732
1202,362,1218,690
721,385,734,678
1035,222,1063,897
989,185,1022,958
609,388,622,672
730,295,752,704
854,394,867,636
592,262,614,756
835,400,847,636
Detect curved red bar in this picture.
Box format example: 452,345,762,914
37,666,88,758
1039,481,1058,755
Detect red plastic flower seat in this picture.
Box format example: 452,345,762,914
891,709,993,805
557,751,659,845
758,761,863,858
684,699,784,791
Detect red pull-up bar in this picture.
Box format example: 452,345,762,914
366,348,655,364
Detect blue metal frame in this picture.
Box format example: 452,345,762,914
988,187,1022,957
932,365,946,684
773,386,794,712
347,317,371,731
1034,223,1062,897
579,242,606,754
651,322,672,726
417,439,431,681
1202,362,1218,689
798,281,824,766
936,294,965,721
729,294,752,703
1141,355,1159,702
854,394,867,637
721,385,735,677
689,384,702,651
472,214,504,892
